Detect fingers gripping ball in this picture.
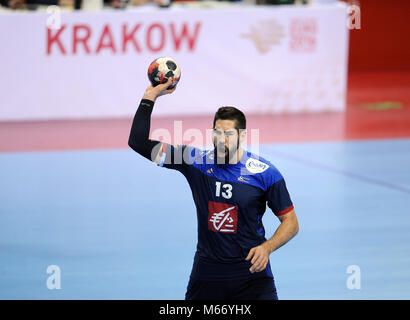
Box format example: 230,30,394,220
147,57,181,90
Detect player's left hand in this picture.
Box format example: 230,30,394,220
245,243,271,273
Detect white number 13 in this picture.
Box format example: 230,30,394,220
215,181,233,199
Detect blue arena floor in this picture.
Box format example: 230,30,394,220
1,138,410,299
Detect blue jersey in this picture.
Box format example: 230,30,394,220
159,143,294,281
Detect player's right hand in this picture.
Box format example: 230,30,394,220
142,78,176,102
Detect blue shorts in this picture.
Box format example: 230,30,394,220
185,276,278,300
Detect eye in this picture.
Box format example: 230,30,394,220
213,129,223,136
224,131,235,136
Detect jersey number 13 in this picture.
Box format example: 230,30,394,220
215,181,233,199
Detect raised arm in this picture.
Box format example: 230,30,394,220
128,78,176,162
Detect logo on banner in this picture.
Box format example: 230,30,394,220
289,18,317,53
241,19,285,54
208,201,238,234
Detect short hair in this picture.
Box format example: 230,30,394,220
213,106,246,130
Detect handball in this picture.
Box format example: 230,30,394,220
147,57,181,90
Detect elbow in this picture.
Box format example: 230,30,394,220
128,138,135,149
128,140,135,150
293,218,299,236
291,210,299,236
128,137,140,153
279,209,299,236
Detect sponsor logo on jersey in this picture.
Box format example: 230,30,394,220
207,168,214,174
245,158,269,174
237,176,250,183
208,201,238,234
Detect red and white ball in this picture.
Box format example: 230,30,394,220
147,57,181,89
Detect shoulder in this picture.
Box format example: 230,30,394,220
160,144,205,168
182,145,209,166
166,144,204,157
242,152,284,190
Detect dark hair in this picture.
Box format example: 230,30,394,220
213,106,246,130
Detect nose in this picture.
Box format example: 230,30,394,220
221,135,234,149
224,135,229,145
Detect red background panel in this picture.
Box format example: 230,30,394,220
343,0,410,71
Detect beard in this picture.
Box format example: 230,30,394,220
213,137,239,165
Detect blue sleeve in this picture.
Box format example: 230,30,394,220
159,143,202,175
266,178,294,217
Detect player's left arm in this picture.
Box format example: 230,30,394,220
246,209,299,273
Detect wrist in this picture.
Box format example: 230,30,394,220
142,93,157,102
262,239,276,254
140,98,155,106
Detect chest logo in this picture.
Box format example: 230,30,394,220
208,201,238,234
245,158,269,174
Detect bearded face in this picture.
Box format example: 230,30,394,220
212,119,244,165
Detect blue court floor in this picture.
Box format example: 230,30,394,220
1,138,410,299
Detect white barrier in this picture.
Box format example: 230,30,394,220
0,3,349,121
